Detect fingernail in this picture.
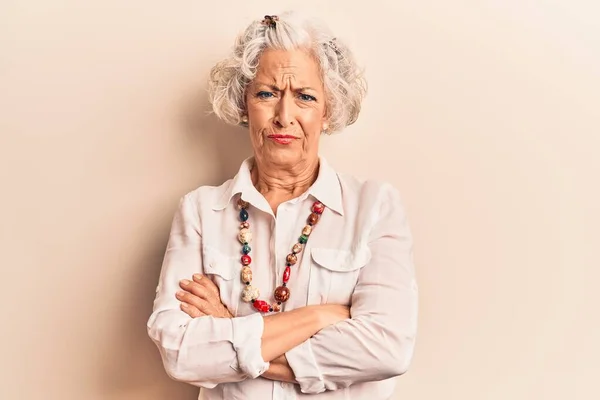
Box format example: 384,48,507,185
181,279,190,285
176,290,185,297
181,303,188,308
193,274,202,280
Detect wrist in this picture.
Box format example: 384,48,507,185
270,354,286,366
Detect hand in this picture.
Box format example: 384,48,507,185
176,274,234,318
270,354,287,366
262,355,296,383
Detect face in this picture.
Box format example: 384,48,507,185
245,48,327,169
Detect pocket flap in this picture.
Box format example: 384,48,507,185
310,247,371,272
203,245,236,280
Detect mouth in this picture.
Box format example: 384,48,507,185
267,134,298,145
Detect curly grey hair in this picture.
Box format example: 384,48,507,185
207,11,367,133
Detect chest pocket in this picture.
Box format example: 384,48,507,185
202,245,241,316
307,247,371,305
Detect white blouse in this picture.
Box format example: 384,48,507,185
147,157,418,400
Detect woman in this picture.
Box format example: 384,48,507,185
147,12,418,400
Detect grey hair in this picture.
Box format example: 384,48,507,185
207,11,367,133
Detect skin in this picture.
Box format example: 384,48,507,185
245,48,329,212
177,48,349,384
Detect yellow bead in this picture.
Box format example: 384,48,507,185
302,225,312,236
241,285,259,302
241,267,252,283
238,228,252,244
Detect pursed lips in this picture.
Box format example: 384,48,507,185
266,134,299,145
267,134,299,139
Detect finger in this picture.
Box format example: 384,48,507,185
179,279,211,300
176,290,211,312
194,297,217,315
178,278,225,318
192,274,220,298
184,278,222,310
180,302,205,318
190,275,232,318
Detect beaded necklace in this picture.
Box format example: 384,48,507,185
236,197,325,313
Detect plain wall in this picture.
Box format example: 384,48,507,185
1,1,598,399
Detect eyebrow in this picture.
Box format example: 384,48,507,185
254,83,317,92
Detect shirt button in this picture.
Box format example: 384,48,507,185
280,382,286,388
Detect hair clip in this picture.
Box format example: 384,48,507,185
261,15,279,28
328,38,341,55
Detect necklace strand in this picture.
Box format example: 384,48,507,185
236,198,325,313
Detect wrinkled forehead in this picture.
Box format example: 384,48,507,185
252,49,323,89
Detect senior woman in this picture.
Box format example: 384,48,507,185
147,12,418,400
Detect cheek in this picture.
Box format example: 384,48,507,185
247,104,273,127
247,106,268,134
298,109,325,135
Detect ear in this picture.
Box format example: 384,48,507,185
321,104,330,133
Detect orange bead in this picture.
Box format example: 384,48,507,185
274,286,290,303
286,253,297,265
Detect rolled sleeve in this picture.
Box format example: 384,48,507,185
147,194,268,387
285,339,326,394
232,312,270,378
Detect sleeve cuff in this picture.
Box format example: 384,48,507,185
231,313,270,378
286,339,326,394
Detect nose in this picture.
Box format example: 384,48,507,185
273,93,295,128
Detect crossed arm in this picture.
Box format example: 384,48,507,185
175,273,347,384
147,188,417,393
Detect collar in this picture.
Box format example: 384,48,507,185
211,156,344,216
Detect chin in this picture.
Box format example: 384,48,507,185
262,150,302,166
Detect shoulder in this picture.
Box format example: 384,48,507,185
337,171,405,209
180,178,234,209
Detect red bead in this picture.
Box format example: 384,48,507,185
312,201,325,214
241,255,251,265
252,299,270,313
283,266,291,283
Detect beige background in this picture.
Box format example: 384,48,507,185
1,1,598,399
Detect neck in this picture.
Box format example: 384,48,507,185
251,157,320,200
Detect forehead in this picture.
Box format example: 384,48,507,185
254,49,322,87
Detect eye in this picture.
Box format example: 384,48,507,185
299,93,317,102
256,91,274,99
